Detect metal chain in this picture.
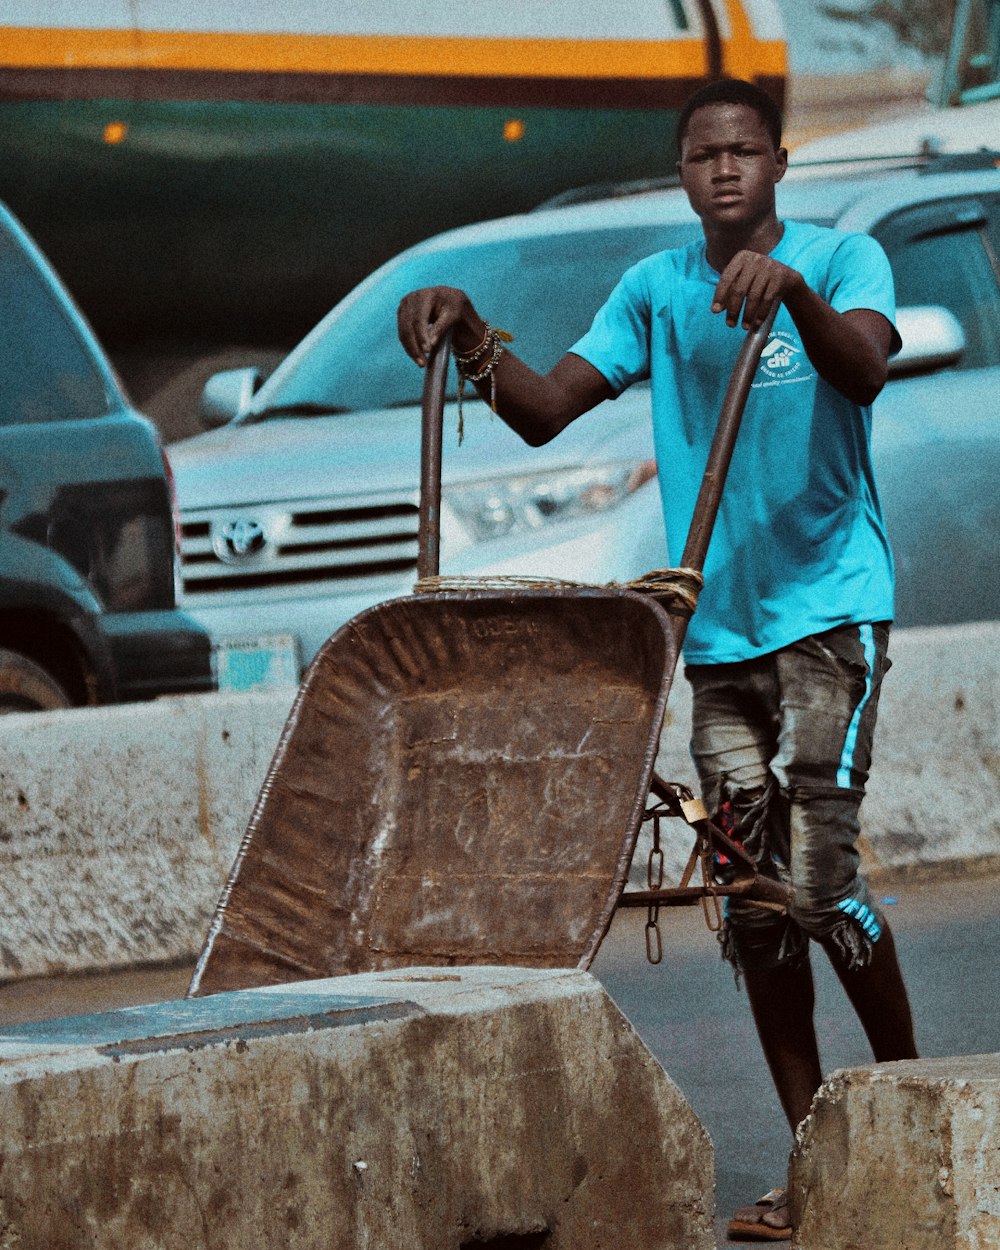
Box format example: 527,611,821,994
645,809,665,965
698,836,723,932
638,780,722,961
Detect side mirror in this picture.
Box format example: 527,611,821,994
199,367,262,428
888,306,966,378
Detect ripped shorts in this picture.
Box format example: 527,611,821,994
686,621,891,976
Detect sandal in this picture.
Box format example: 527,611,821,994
726,1188,792,1241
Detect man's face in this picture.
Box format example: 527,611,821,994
677,103,787,232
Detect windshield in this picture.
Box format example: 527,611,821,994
0,224,113,425
251,221,701,415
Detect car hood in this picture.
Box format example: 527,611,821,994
169,389,656,509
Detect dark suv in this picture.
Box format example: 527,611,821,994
0,202,212,712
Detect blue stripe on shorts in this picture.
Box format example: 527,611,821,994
836,624,876,788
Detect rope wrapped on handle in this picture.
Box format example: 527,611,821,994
413,566,704,616
610,566,704,615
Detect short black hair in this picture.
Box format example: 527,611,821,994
676,78,783,153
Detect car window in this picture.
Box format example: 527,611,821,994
947,0,1000,103
254,222,701,414
873,195,1000,371
0,224,112,426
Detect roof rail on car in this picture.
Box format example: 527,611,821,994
532,147,1000,213
789,146,1000,175
917,148,1000,172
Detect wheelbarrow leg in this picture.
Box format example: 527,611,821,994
623,771,793,912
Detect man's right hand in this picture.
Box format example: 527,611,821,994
397,287,487,368
396,285,614,447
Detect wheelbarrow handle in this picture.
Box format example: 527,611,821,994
417,304,778,584
417,327,453,580
679,302,779,573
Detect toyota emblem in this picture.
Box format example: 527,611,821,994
212,518,268,563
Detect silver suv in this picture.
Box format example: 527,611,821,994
169,157,1000,689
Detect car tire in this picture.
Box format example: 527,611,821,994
0,648,73,713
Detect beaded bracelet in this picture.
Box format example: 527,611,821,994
454,322,514,439
454,324,494,368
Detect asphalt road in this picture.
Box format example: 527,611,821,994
592,870,1000,1247
1,871,997,1249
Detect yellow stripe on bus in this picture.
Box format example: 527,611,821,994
0,27,722,80
720,0,787,78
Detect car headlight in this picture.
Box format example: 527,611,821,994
444,460,657,543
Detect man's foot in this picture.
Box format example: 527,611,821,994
726,1188,792,1241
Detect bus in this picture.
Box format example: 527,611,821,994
0,1,786,393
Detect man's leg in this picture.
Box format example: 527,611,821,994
689,657,826,1240
822,921,917,1061
773,623,918,1063
688,659,822,1133
743,956,822,1132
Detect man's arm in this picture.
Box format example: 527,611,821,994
397,286,614,446
711,251,893,406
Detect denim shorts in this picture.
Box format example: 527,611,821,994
686,621,892,974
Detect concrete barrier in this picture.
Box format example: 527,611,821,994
0,620,997,982
0,690,290,982
0,966,715,1250
790,1054,1000,1249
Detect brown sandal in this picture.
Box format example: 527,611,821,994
726,1188,792,1241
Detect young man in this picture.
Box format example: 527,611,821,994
397,78,918,1241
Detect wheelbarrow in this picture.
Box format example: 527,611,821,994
188,309,790,997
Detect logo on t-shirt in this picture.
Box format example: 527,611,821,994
755,330,810,386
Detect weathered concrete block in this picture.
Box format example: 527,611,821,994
0,691,290,981
860,622,1000,873
0,967,715,1250
790,1055,1000,1249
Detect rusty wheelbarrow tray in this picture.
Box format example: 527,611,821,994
189,308,788,997
189,586,677,995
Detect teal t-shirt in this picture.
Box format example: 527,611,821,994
569,220,900,664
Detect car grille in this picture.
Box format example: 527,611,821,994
179,494,421,600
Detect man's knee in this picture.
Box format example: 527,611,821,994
785,785,864,908
785,803,885,970
711,779,789,870
720,906,808,978
727,780,883,971
788,888,884,967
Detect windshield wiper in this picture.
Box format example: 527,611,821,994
243,402,352,422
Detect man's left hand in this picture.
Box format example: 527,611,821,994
712,251,805,329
